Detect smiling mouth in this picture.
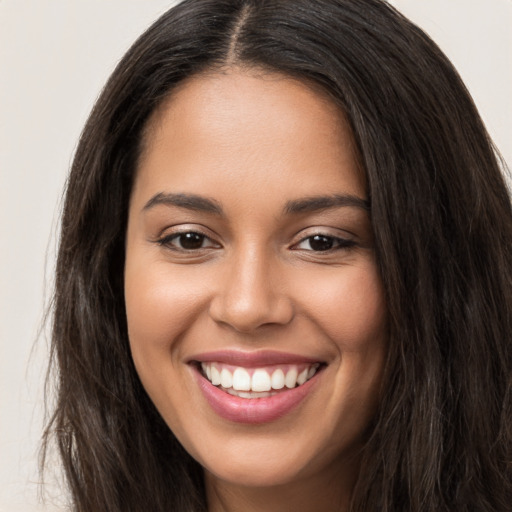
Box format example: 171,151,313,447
199,362,323,399
191,352,326,423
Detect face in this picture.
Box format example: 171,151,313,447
125,70,387,492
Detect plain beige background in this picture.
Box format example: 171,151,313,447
1,1,511,510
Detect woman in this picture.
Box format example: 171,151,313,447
42,0,512,510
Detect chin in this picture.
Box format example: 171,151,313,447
202,453,313,489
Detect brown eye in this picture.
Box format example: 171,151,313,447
308,235,335,251
177,232,206,250
294,234,356,252
159,231,218,251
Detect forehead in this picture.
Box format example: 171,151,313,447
145,68,348,142
133,69,365,204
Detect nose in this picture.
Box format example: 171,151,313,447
208,248,294,333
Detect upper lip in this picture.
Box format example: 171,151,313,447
188,349,323,367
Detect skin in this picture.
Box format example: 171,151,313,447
124,69,388,512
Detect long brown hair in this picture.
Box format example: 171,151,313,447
42,1,512,510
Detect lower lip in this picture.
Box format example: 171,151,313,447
194,367,320,424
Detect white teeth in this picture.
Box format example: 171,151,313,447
220,368,233,388
201,362,321,394
210,366,221,385
271,369,285,390
297,368,308,386
285,367,298,389
232,367,251,391
201,362,212,381
226,388,275,398
252,369,272,392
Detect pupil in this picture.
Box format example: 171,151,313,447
180,232,204,249
310,235,333,251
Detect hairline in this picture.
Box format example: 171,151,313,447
136,63,367,194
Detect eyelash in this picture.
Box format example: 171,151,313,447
157,230,355,253
293,234,356,252
157,230,218,251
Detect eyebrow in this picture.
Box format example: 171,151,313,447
142,192,370,216
143,192,223,215
284,194,370,214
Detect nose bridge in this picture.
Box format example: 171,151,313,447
209,243,293,332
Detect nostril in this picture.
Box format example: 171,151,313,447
209,294,294,332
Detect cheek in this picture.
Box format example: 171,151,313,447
292,259,388,423
123,259,206,432
304,264,387,446
125,260,202,347
124,257,209,366
294,261,387,351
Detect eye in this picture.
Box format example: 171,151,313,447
294,234,355,252
159,231,219,251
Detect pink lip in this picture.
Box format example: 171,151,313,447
189,349,321,367
192,365,321,424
